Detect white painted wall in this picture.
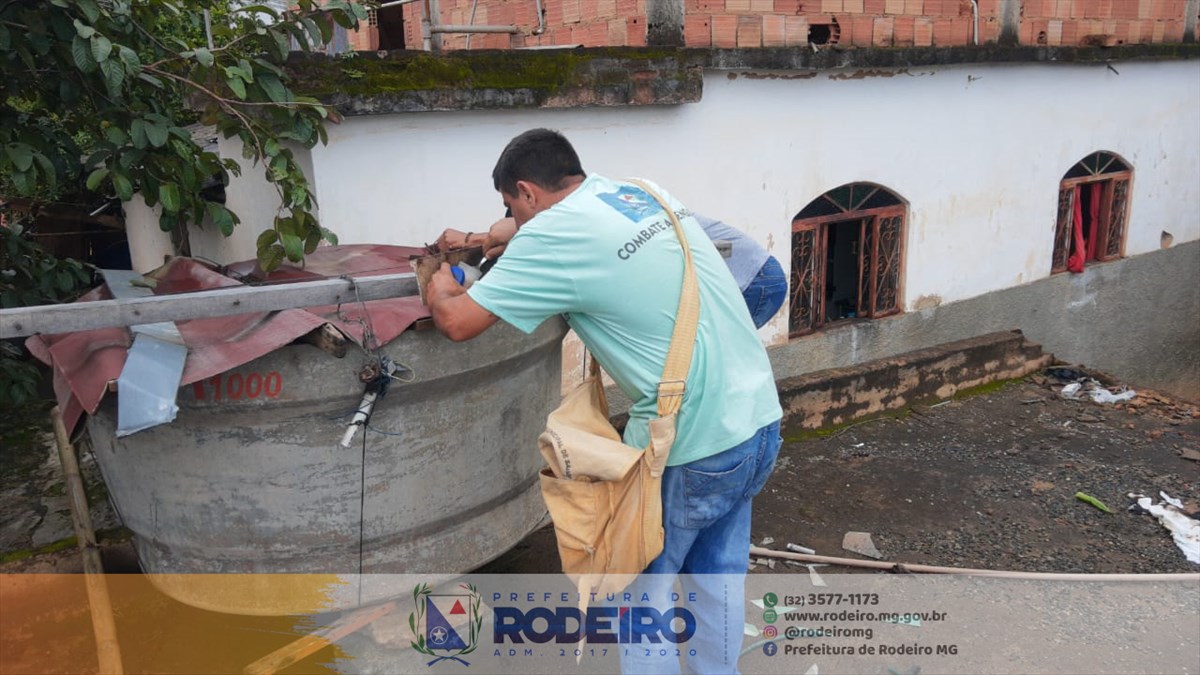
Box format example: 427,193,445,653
165,58,1200,345
124,195,176,273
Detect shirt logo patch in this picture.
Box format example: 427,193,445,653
597,185,663,222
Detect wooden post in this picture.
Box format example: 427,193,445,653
51,406,124,675
242,601,397,675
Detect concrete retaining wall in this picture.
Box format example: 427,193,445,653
766,240,1200,403
776,330,1054,431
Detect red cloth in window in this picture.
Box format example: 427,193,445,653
1086,183,1103,262
1067,185,1086,274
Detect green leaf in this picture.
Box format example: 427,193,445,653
83,149,110,169
320,227,338,246
99,58,125,97
300,17,322,48
130,119,148,149
10,170,32,194
103,126,129,145
159,211,178,232
0,24,9,51
73,19,95,39
117,46,140,73
291,116,314,144
6,144,33,172
236,60,255,83
304,228,321,254
137,73,164,88
236,4,280,20
71,35,96,72
192,47,214,67
275,216,296,238
141,176,159,207
252,57,283,77
256,229,279,251
159,183,180,212
207,203,236,236
257,73,287,103
289,185,308,208
33,153,55,190
268,28,289,60
226,76,246,100
1074,492,1113,514
282,233,303,262
86,168,109,191
78,0,100,23
145,122,169,148
90,35,112,63
330,8,355,30
315,15,333,44
170,139,192,159
269,153,287,177
260,243,284,272
112,172,133,201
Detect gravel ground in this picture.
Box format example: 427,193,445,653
482,371,1200,576
750,373,1199,575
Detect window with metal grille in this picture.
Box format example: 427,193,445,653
1052,151,1132,274
789,183,906,337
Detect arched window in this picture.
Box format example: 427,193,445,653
790,183,906,336
1052,152,1132,274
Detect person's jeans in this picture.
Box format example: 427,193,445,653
741,256,787,329
619,420,781,675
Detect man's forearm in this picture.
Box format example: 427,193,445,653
429,289,498,342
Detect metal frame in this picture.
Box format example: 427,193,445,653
789,203,907,338
1052,168,1133,274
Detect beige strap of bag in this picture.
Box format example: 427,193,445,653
539,179,699,479
536,179,700,594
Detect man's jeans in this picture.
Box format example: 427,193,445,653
742,256,787,329
619,420,781,675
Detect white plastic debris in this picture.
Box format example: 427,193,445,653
842,531,884,559
1128,491,1200,564
1060,378,1136,404
807,564,828,587
787,542,816,555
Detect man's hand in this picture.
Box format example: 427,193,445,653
434,228,481,252
483,217,517,259
427,263,498,341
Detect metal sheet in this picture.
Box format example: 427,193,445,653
100,269,189,436
27,246,430,433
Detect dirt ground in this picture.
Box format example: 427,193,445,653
480,372,1200,576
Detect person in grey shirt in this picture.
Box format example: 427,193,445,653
438,212,787,328
695,214,787,329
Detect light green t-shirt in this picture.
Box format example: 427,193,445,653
468,175,782,465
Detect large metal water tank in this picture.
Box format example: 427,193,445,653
86,318,566,614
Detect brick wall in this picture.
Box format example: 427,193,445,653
351,0,1193,50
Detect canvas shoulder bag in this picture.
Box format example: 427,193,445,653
536,179,700,594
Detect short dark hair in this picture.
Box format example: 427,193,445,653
492,128,586,195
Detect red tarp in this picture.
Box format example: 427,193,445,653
26,245,431,432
